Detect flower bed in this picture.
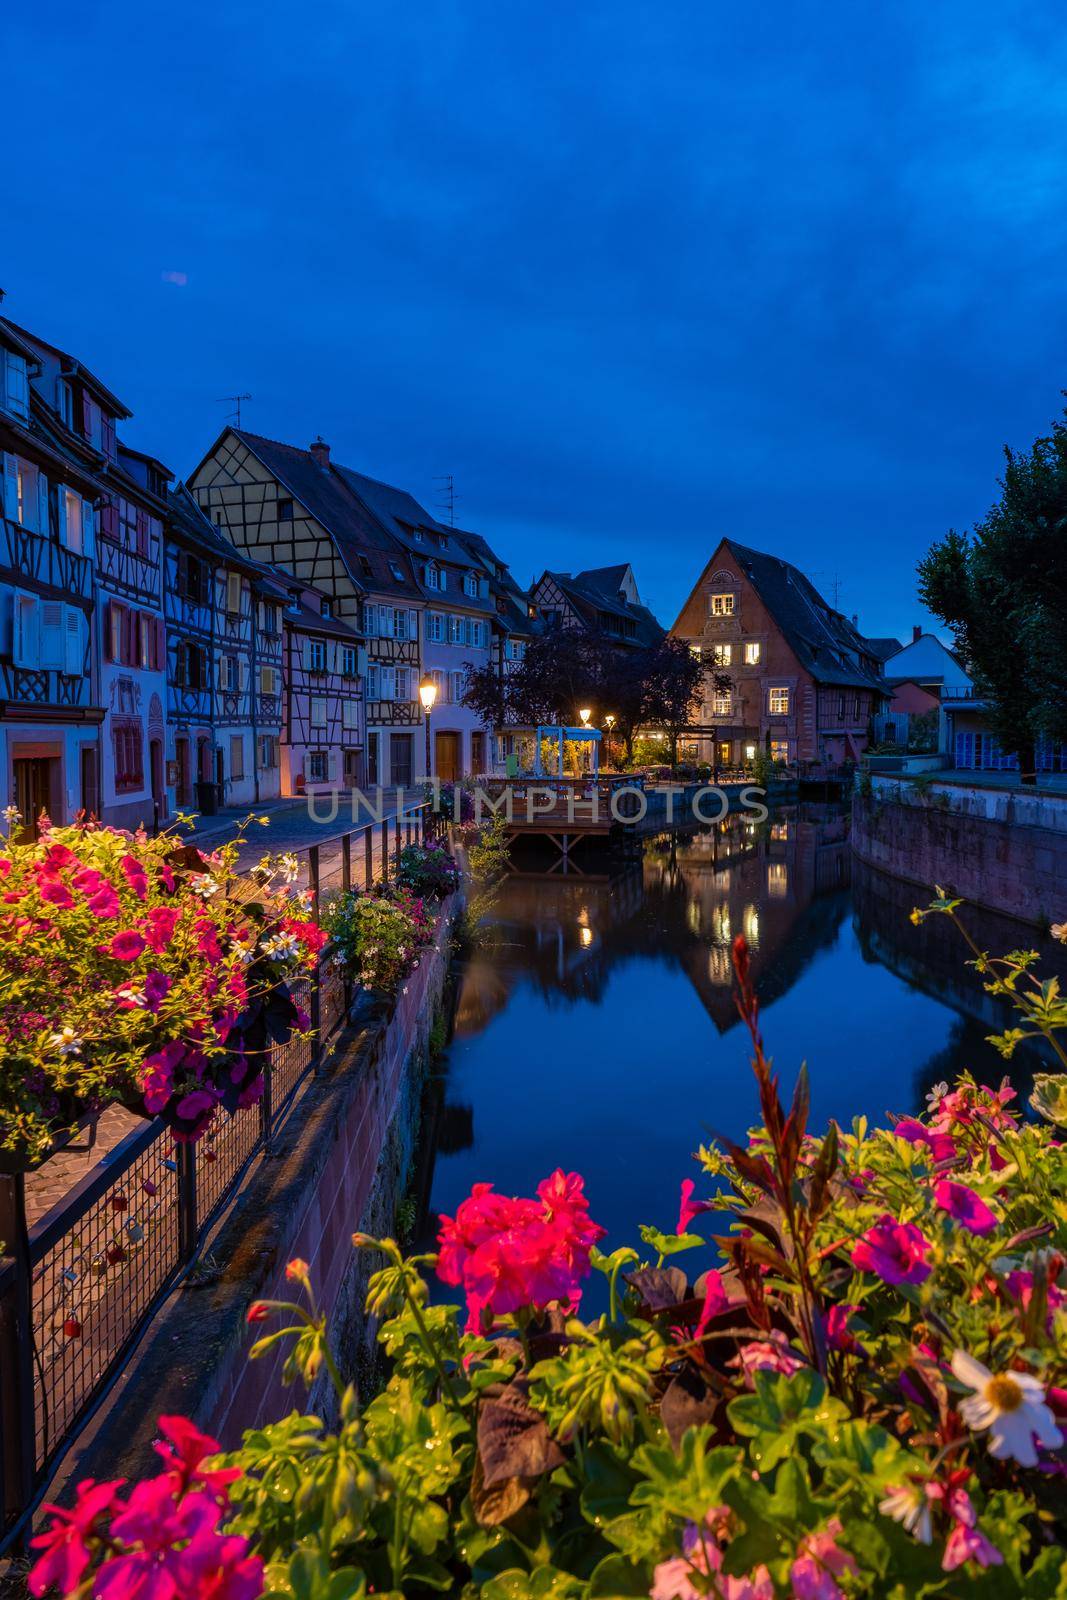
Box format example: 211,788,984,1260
321,846,459,996
27,904,1067,1598
0,817,323,1163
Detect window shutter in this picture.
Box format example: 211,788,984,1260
63,607,84,675
368,664,380,699
37,473,50,536
378,604,391,638
3,453,18,520
303,638,312,670
408,609,418,640
102,416,116,459
81,390,93,439
100,499,118,541
136,509,149,557
13,593,38,666
121,605,133,666
381,665,395,700
40,601,64,670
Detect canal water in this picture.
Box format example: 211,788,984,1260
423,802,1066,1259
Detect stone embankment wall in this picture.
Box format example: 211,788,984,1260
63,898,458,1493
852,779,1067,926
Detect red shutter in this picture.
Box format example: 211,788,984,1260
102,416,116,460
101,499,118,541
154,618,166,671
121,606,133,666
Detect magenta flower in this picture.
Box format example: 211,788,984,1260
144,906,181,953
121,855,150,901
153,1415,240,1501
174,1531,263,1600
892,1117,957,1164
39,879,75,909
693,1270,729,1340
942,1523,1003,1572
88,887,122,919
140,1041,185,1113
28,1479,125,1596
826,1303,865,1355
677,1178,716,1235
106,929,146,962
934,1179,998,1236
851,1214,932,1285
143,971,172,1014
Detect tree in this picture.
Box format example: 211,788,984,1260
463,629,613,729
638,637,720,768
918,405,1067,779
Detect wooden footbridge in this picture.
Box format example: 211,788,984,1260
481,775,647,873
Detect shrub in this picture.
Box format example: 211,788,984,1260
0,815,321,1162
395,841,461,900
321,887,434,994
30,903,1067,1598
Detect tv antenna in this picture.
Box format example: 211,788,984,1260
218,393,252,428
434,473,457,527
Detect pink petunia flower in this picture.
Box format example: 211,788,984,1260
28,1479,125,1596
731,1331,805,1387
934,1180,998,1236
106,930,147,962
144,907,181,953
892,1117,957,1164
826,1303,865,1355
851,1214,932,1285
677,1177,716,1235
694,1271,729,1340
39,880,75,909
174,1530,263,1600
153,1415,240,1501
121,855,149,901
88,887,122,919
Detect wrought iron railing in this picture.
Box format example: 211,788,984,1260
0,800,437,1550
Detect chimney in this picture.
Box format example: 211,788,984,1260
310,437,330,470
912,624,922,644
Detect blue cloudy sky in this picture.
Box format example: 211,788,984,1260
7,2,1067,637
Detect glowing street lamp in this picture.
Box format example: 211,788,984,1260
419,675,437,778
604,713,616,769
578,707,591,726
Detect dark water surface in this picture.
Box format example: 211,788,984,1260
423,803,1064,1257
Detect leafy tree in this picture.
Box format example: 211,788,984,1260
919,406,1067,778
638,637,721,769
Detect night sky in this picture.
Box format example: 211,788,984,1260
7,3,1067,638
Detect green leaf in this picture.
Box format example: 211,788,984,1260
638,1225,706,1258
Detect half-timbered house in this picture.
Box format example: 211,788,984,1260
188,430,422,784
529,565,663,651
281,579,365,793
670,538,885,771
164,486,286,810
1,309,104,829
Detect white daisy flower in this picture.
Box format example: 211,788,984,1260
926,1080,949,1109
951,1350,1063,1467
188,873,220,899
49,1026,83,1056
878,1484,933,1544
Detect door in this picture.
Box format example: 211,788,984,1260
367,732,380,786
80,746,100,821
14,757,57,838
390,733,413,788
149,739,165,824
435,731,461,782
175,739,191,805
470,732,486,774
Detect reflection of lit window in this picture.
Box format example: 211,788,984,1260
708,946,732,984
771,823,789,841
713,904,731,942
743,904,760,946
580,926,593,947
767,862,788,897
687,901,701,935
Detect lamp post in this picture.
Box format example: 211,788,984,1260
604,713,616,770
419,676,437,780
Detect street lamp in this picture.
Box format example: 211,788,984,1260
578,706,591,726
604,713,616,769
419,675,437,778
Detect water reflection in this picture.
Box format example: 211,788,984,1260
423,804,1065,1257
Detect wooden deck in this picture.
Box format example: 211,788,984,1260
484,776,644,870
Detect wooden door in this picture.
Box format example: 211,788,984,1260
390,733,413,788
470,732,486,774
435,731,460,782
14,758,57,837
80,746,100,820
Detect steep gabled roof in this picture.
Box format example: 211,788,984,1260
539,568,663,647
676,539,885,691
168,482,280,582
3,316,133,417
863,636,904,663
226,430,423,601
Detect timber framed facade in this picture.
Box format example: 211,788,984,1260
282,580,365,793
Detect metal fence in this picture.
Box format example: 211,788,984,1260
0,800,437,1550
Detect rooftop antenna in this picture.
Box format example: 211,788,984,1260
218,393,252,428
434,473,456,527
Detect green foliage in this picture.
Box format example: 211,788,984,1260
918,405,1067,764
319,888,432,994
40,897,1067,1599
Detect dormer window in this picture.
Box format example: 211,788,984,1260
277,498,294,521
358,555,373,579
321,598,332,618
710,593,735,616
463,572,479,598
288,591,301,614
389,562,404,582
414,529,424,543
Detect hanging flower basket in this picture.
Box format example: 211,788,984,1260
0,817,324,1164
